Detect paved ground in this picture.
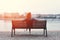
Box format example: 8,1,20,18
0,31,60,40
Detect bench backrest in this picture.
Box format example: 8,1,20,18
12,19,47,29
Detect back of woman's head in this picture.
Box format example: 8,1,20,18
26,12,31,19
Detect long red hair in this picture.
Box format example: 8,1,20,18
26,12,31,20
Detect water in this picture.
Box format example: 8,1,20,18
47,19,60,31
0,19,60,31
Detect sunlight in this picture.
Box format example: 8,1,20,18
0,0,60,14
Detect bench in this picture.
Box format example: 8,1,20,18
11,19,47,37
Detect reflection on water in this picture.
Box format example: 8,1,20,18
0,19,60,31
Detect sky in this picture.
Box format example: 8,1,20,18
0,0,60,31
0,0,60,14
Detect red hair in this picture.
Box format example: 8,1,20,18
26,12,31,20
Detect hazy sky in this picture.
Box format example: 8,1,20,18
0,0,60,14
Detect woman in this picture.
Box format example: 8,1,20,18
25,12,32,33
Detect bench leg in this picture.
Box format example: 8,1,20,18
14,29,15,35
11,28,15,37
29,29,31,34
43,29,47,37
43,29,45,36
46,29,47,37
11,29,13,37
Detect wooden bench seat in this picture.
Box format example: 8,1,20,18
11,19,47,37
